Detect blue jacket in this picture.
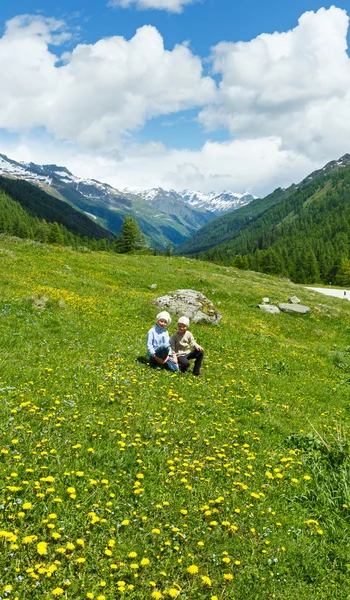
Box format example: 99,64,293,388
146,324,170,357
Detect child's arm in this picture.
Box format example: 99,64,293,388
190,332,203,352
169,334,178,364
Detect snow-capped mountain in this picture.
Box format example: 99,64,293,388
0,153,255,247
177,189,255,213
121,185,256,215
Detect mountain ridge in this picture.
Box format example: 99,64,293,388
0,153,254,248
176,153,350,256
176,154,350,285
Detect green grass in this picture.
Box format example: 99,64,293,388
0,235,349,600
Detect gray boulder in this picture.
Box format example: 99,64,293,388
153,289,222,324
258,304,280,314
288,296,300,304
279,303,311,314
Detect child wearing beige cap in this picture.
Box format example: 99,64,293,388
170,316,204,376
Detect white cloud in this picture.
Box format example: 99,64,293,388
2,133,317,197
0,15,214,149
200,7,350,161
2,7,350,196
108,0,199,14
106,136,317,195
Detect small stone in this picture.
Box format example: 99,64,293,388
262,297,269,303
149,284,157,289
288,296,300,304
279,303,311,314
258,304,280,314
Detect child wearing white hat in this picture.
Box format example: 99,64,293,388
146,311,179,372
170,316,204,376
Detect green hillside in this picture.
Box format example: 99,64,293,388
0,235,349,599
177,164,350,286
176,186,293,255
0,176,116,242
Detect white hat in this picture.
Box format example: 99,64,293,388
156,311,171,325
178,316,190,326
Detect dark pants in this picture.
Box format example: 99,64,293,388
178,349,204,375
149,346,179,372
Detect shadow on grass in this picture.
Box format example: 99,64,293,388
136,355,149,365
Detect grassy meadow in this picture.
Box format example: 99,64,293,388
0,235,349,600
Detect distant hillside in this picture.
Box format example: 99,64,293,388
176,154,350,257
0,153,254,249
0,177,117,252
175,186,294,255
181,156,350,285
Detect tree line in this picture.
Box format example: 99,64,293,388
0,189,172,255
197,169,350,285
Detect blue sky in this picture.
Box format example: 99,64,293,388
1,0,350,194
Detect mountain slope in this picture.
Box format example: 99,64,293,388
0,176,115,241
0,153,254,248
176,154,350,257
186,156,350,284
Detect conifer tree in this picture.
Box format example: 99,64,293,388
47,222,65,245
118,216,147,253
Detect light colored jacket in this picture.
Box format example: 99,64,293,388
170,330,199,357
146,325,170,357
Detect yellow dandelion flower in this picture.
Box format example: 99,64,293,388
128,551,137,558
37,541,48,555
66,542,75,551
140,557,150,566
151,592,163,599
223,573,233,581
187,564,199,574
201,575,212,586
52,588,64,596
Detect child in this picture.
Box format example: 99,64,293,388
146,311,179,372
170,316,204,376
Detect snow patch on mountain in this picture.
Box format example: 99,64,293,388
0,153,255,215
121,185,256,214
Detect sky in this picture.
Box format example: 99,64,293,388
1,0,350,196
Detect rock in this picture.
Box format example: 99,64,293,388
279,303,311,314
288,296,300,304
149,284,157,289
153,289,222,324
262,297,269,303
258,304,280,314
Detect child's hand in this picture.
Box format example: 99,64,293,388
196,345,203,352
